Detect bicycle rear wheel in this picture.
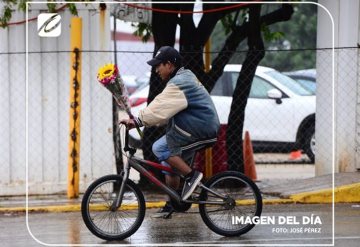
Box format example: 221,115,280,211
81,175,145,241
199,171,262,237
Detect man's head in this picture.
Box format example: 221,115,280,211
147,46,182,81
147,46,182,67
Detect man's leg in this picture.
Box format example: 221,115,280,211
152,136,177,218
153,136,203,201
166,156,203,201
165,174,180,190
166,156,191,175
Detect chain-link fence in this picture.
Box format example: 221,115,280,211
0,47,354,195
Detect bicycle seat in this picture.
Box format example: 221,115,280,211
181,137,217,165
181,137,217,153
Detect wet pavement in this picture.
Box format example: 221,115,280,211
1,204,360,246
1,161,359,246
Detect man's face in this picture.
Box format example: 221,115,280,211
155,62,173,81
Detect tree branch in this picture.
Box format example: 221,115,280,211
201,4,294,92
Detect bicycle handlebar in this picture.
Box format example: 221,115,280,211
128,113,144,139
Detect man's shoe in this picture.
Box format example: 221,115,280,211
182,171,203,201
151,201,174,218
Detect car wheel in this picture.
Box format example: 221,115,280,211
303,124,315,163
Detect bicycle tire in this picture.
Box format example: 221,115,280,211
199,171,262,237
81,175,145,241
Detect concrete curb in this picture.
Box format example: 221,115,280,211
290,182,360,203
1,183,359,213
0,199,294,213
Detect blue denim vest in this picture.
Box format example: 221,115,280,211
165,68,220,154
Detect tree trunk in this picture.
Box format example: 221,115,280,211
140,2,181,186
226,4,265,172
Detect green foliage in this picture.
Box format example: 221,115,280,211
132,22,152,43
46,3,57,13
1,1,317,72
260,3,317,71
18,0,27,12
0,0,89,27
220,9,248,35
220,13,235,35
0,5,12,27
211,3,317,72
261,24,284,42
67,3,78,16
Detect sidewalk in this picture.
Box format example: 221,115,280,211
1,170,359,213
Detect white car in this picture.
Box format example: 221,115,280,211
129,65,316,162
122,74,151,95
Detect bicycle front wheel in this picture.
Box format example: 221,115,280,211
199,171,262,237
81,175,145,241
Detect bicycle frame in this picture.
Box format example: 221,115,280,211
112,125,181,209
112,124,227,210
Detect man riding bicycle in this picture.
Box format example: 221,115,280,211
121,46,220,216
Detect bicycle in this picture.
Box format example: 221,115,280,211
81,124,263,241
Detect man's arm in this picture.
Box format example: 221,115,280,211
137,83,188,127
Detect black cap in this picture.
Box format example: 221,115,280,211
147,46,182,67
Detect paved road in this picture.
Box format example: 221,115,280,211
1,203,360,246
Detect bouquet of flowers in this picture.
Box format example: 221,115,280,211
97,63,132,115
97,63,143,137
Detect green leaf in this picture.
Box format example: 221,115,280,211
261,23,284,42
67,4,78,16
0,0,85,27
47,3,57,13
0,6,13,28
132,22,152,43
18,0,27,11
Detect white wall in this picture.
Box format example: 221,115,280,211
0,10,27,194
317,0,360,174
0,4,115,195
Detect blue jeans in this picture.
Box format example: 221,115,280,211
152,135,174,176
152,135,195,176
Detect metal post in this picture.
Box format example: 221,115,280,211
67,17,82,199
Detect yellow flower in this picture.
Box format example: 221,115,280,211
97,63,116,81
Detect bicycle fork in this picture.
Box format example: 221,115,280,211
110,164,131,211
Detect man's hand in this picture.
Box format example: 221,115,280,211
120,118,136,129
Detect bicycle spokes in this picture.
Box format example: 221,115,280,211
199,171,262,237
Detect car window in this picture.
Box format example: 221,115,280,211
211,74,226,96
265,71,313,96
249,77,277,98
229,72,277,99
295,78,316,94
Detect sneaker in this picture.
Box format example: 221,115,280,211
182,171,203,201
151,201,174,218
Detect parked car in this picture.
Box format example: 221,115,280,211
129,65,316,162
122,74,150,95
283,69,316,95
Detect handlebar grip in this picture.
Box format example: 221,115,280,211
128,114,143,139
